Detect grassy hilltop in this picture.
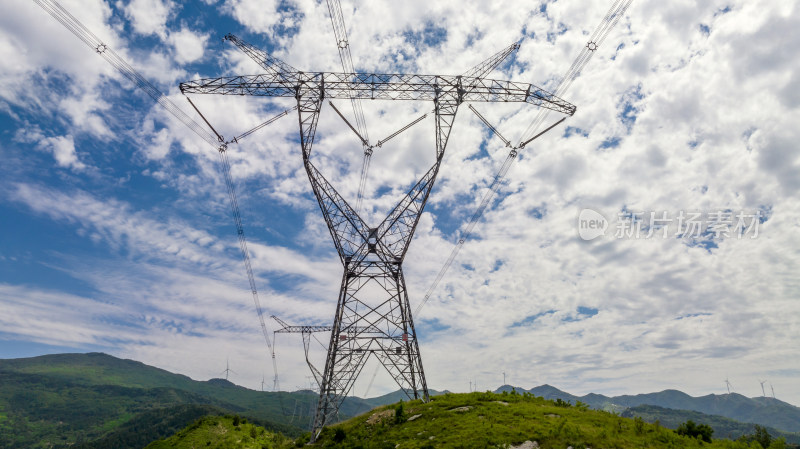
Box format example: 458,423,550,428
144,415,293,449
2,353,795,448
309,390,788,448
154,391,791,449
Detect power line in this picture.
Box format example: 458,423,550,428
415,0,633,317
325,0,372,212
518,0,633,144
33,0,282,390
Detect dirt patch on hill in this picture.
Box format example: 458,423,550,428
366,409,394,425
509,441,539,449
449,406,473,412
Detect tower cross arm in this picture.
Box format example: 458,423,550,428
179,72,576,116
275,325,333,333
224,34,298,76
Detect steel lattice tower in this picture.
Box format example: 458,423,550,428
180,36,575,441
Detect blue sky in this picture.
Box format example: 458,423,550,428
2,0,800,405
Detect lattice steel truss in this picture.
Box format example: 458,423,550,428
180,35,575,441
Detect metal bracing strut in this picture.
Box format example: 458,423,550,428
179,34,575,442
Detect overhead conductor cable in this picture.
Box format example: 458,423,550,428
33,0,286,390
415,0,634,316
326,0,372,212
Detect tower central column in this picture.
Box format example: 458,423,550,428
312,258,428,435
300,90,458,440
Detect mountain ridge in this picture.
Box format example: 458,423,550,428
3,353,798,447
0,353,354,448
496,383,800,434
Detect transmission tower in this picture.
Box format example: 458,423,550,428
180,35,574,441
271,315,333,389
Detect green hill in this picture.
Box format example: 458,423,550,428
501,384,800,434
4,353,796,449
72,404,234,449
0,353,377,448
621,404,800,445
303,391,792,448
0,352,376,421
0,368,244,448
144,414,293,449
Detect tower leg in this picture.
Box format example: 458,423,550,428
310,262,427,441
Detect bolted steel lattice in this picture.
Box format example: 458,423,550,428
180,34,575,441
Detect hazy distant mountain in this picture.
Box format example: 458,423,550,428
620,404,800,444
495,384,800,434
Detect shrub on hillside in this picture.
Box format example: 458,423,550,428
677,420,713,443
394,401,405,424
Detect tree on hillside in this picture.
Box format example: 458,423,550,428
754,425,772,448
737,425,787,449
677,420,714,443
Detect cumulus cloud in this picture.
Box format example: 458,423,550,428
39,135,86,170
2,0,800,405
123,0,174,39
168,27,209,64
219,0,280,34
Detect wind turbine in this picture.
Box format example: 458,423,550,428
759,379,767,397
725,378,733,394
221,358,236,381
770,382,776,399
503,371,506,386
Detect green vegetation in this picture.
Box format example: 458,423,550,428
0,354,308,448
0,370,235,448
144,415,293,449
71,405,232,449
0,353,353,429
736,425,788,449
528,385,800,434
677,420,714,443
622,404,800,444
3,353,799,449
0,353,452,448
312,391,794,449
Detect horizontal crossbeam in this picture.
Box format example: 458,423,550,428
275,325,332,333
180,72,576,116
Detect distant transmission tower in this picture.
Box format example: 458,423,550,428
181,32,574,441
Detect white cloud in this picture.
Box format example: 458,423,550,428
2,0,800,406
10,182,226,267
220,0,280,34
168,27,209,64
59,92,114,139
39,135,86,170
123,0,174,39
0,283,129,347
0,0,119,109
